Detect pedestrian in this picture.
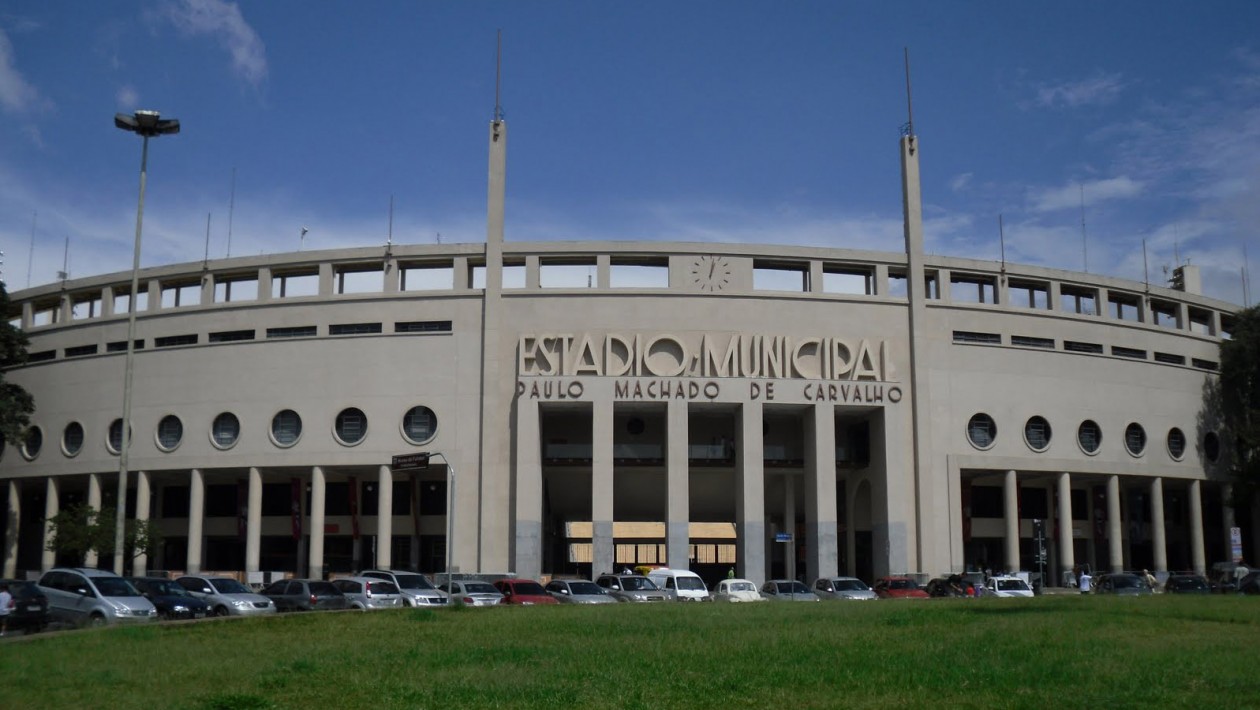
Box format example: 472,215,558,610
1235,560,1250,583
727,566,736,579
1078,569,1092,594
0,583,12,637
1143,568,1157,589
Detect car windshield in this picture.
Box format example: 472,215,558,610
1112,575,1145,588
93,577,140,597
780,581,809,594
147,580,189,596
368,582,400,594
461,582,498,595
997,579,1029,591
888,579,914,590
1170,577,1207,590
621,577,657,591
210,578,252,594
513,581,548,595
309,582,339,595
566,582,603,595
834,579,869,591
728,582,755,592
393,574,436,591
677,577,707,591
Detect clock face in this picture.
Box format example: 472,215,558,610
690,255,731,292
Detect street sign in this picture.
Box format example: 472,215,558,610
391,452,431,471
774,532,793,543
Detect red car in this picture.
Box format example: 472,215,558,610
492,578,559,605
874,576,929,599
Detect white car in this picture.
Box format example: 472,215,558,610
812,576,877,600
987,576,1034,598
438,580,504,606
360,570,448,606
333,576,404,610
176,575,277,617
39,568,158,627
712,578,767,603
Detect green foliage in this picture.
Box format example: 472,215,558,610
1218,305,1260,499
45,502,163,565
0,281,34,448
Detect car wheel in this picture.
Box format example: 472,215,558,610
88,613,107,628
214,605,230,617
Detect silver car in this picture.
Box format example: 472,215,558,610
38,568,158,627
546,579,616,604
595,574,669,602
176,575,277,617
812,576,877,600
439,580,504,607
761,579,820,601
332,577,404,610
359,570,448,606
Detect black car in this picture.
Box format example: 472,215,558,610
259,579,348,612
1163,574,1211,595
925,577,969,598
126,577,213,620
0,579,51,634
1238,571,1260,595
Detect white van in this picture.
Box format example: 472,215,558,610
647,568,710,602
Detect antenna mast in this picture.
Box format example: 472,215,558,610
58,235,69,284
387,194,394,247
904,48,914,137
494,29,504,122
203,213,212,268
998,214,1006,275
1079,184,1088,273
227,167,236,258
1142,238,1150,292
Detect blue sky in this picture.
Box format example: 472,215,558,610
1,1,1258,304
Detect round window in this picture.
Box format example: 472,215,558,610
212,412,241,449
966,413,996,449
157,415,183,451
271,410,303,447
1167,428,1186,460
1077,420,1102,455
1204,432,1220,463
21,426,42,460
335,407,367,445
1024,416,1052,452
1124,423,1146,457
63,422,85,457
107,419,131,455
402,406,437,445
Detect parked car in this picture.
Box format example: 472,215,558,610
259,579,348,612
812,576,877,601
925,577,969,598
712,578,767,603
1092,573,1152,595
545,579,615,605
38,568,157,627
1163,574,1211,595
646,568,711,602
986,576,1034,598
1237,571,1260,595
438,580,504,607
595,574,669,602
492,578,559,605
760,579,819,601
359,570,448,606
874,576,929,599
175,575,277,617
126,577,212,620
332,577,404,610
0,579,50,633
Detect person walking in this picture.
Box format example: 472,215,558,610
1078,569,1092,594
0,583,12,637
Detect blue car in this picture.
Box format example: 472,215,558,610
127,577,212,620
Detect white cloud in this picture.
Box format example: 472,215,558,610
1032,72,1125,109
162,0,267,87
1028,176,1144,213
0,26,47,113
116,85,139,109
948,172,972,193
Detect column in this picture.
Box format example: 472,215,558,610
805,403,838,583
737,402,766,585
41,478,58,572
1222,484,1236,560
376,465,392,569
1107,475,1123,573
592,402,614,576
1003,470,1019,573
134,471,150,576
3,480,19,578
84,473,102,569
1189,480,1206,576
1150,477,1167,573
187,469,205,574
784,474,796,582
666,399,689,570
308,466,326,580
1057,473,1074,583
246,467,262,576
514,398,542,580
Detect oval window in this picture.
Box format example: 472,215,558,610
967,413,996,449
335,407,368,445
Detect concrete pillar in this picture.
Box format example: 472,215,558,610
376,465,392,569
134,471,150,576
187,469,205,574
1189,480,1206,576
592,402,614,576
85,473,102,569
1151,477,1167,573
3,480,19,578
737,402,766,585
41,478,59,572
309,466,326,580
805,403,838,583
1107,475,1123,573
514,398,542,580
1004,470,1019,573
784,474,796,582
1057,473,1074,582
246,467,262,575
1223,484,1236,560
666,399,689,570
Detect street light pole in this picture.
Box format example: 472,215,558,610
113,110,179,574
427,452,456,593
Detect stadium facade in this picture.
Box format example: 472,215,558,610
1,120,1251,587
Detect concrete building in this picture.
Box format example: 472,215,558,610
0,119,1249,587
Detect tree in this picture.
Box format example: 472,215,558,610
0,281,34,449
45,502,163,568
1218,304,1260,503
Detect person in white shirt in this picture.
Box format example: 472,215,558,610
1078,570,1092,594
0,583,12,637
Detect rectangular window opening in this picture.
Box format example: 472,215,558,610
214,278,259,303
329,322,382,336
952,330,1001,345
949,274,997,304
154,334,198,348
1007,280,1049,309
1011,335,1055,349
209,329,256,343
1064,340,1103,354
822,267,874,296
266,326,317,339
539,262,597,289
1111,346,1147,360
753,261,808,293
609,260,668,288
395,320,452,333
400,263,455,291
1060,286,1098,316
272,271,319,298
336,266,384,295
64,344,99,358
160,282,201,309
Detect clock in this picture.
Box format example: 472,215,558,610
690,254,731,292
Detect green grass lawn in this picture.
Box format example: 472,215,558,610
3,595,1258,709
